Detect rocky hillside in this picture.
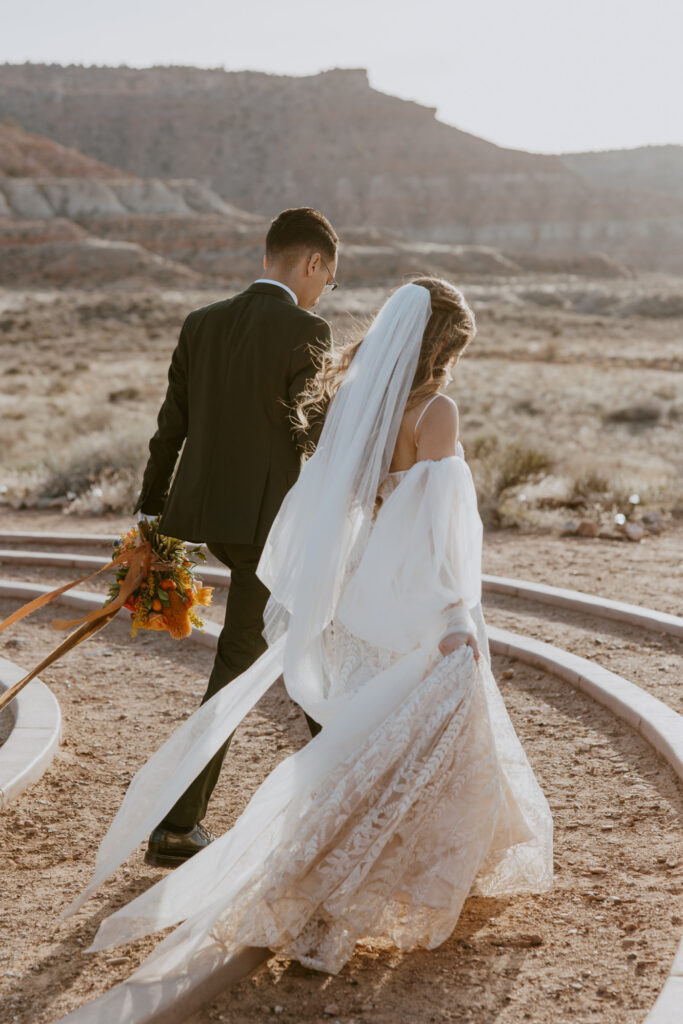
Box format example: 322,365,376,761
562,145,683,203
0,124,267,287
0,123,129,179
3,124,632,290
1,63,682,274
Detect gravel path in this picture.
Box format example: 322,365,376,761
0,518,682,1023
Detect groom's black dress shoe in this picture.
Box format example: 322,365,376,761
144,823,215,868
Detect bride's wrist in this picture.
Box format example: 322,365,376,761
442,603,476,638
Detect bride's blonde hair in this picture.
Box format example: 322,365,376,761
293,276,477,447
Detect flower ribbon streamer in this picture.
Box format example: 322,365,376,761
0,541,166,713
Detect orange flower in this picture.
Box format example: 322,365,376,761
163,589,193,639
195,586,214,607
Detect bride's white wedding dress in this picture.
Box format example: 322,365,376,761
57,283,552,1022
58,445,552,1022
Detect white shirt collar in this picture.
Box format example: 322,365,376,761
253,278,298,305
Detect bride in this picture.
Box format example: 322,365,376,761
57,278,553,1022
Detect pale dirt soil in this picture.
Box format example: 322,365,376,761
0,515,682,1023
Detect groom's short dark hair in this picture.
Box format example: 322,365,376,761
266,207,338,265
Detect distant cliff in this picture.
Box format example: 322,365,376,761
1,64,683,274
561,145,683,202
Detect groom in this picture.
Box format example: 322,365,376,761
133,207,338,867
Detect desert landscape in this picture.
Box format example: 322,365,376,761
1,62,682,1024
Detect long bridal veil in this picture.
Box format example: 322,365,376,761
258,281,435,723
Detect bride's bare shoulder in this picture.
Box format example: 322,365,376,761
415,394,459,459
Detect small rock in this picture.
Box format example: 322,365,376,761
323,1005,341,1017
561,520,578,536
617,522,646,542
501,668,515,680
576,519,599,537
605,402,662,425
108,387,140,403
36,495,69,509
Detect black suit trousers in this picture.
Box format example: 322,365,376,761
162,541,321,831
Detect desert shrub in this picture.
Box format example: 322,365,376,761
604,403,662,425
67,466,142,515
465,437,555,528
540,340,559,362
496,444,555,492
570,471,611,498
39,430,148,500
0,429,152,514
468,433,499,460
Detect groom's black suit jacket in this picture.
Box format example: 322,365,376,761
134,282,331,545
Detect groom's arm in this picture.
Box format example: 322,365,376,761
287,317,332,455
133,314,192,515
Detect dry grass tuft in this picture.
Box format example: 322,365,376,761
3,429,148,514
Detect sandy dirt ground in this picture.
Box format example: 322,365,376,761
0,515,682,1023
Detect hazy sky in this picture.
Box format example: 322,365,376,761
2,0,682,154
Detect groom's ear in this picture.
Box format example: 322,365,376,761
263,254,268,271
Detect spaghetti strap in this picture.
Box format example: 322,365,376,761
413,394,441,444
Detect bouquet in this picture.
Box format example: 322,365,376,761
108,518,213,638
0,517,214,712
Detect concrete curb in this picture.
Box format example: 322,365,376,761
483,574,683,639
488,626,683,1024
0,531,116,547
0,656,62,808
0,549,229,587
488,626,683,782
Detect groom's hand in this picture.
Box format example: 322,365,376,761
438,630,480,662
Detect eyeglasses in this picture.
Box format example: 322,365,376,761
319,255,339,293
